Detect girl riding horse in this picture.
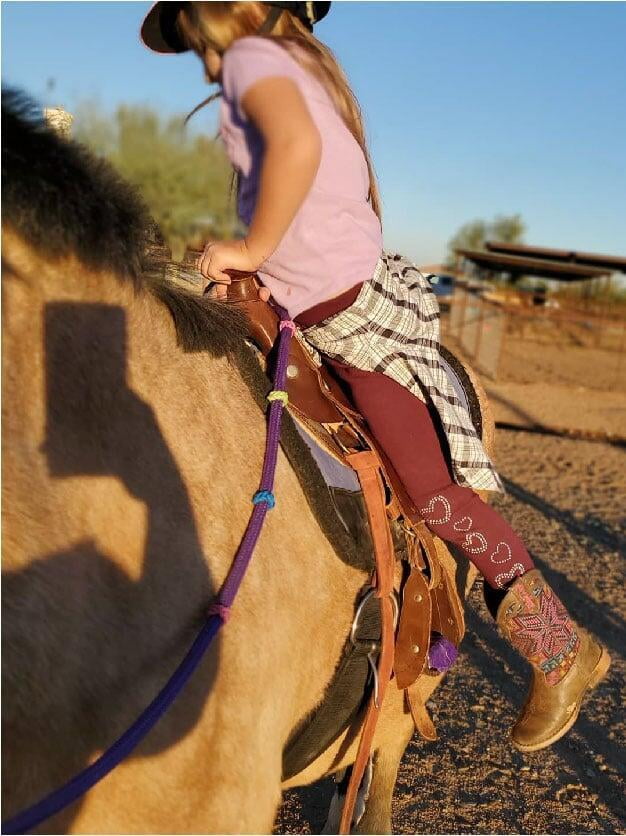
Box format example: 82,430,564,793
140,0,610,752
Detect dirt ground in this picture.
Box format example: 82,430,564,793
275,428,626,834
483,380,626,440
497,339,626,394
441,331,626,440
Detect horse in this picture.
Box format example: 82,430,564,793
2,89,490,834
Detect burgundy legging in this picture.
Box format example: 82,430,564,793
295,284,534,589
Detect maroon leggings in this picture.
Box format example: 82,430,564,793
295,284,534,589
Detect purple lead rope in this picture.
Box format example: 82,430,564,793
2,312,295,836
211,312,294,611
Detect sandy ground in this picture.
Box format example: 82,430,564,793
497,339,626,394
484,381,626,440
441,331,626,440
275,428,626,834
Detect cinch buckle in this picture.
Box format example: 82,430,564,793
350,588,399,708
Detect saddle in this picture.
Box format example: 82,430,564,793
221,270,466,833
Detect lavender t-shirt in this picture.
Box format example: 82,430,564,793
219,36,382,318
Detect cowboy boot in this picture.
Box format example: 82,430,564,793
496,569,611,752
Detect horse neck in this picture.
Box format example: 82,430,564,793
2,228,267,726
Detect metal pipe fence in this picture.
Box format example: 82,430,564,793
443,282,626,387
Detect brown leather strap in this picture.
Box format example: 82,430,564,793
340,452,396,835
410,518,442,587
393,566,431,690
405,687,438,741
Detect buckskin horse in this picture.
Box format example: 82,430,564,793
2,89,492,834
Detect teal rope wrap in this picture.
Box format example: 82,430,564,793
252,490,275,509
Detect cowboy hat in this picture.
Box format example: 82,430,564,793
140,1,331,54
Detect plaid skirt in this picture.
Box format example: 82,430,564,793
297,252,504,494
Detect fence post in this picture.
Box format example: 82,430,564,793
493,309,508,380
458,281,468,348
474,295,485,364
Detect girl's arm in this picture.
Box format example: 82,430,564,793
242,76,322,264
199,77,321,291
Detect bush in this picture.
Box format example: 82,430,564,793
74,101,237,256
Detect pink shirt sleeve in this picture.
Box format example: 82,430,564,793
221,37,303,120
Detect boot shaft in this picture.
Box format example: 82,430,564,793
496,569,580,685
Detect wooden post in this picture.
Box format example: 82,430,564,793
615,318,626,387
493,310,508,380
474,294,485,364
458,282,468,347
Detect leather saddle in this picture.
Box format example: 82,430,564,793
218,271,466,680
207,268,470,832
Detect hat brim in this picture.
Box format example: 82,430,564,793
140,2,189,54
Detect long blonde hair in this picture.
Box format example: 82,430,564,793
177,1,381,220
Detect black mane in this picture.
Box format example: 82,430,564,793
2,87,149,282
0,87,247,357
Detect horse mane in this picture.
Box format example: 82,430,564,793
1,86,248,359
2,87,149,283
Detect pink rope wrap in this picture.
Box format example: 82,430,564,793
207,603,232,623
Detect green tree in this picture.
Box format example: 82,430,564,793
445,213,526,267
446,219,488,266
74,101,237,256
490,213,526,244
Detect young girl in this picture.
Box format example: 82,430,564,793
140,0,610,752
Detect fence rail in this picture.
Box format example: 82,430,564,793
446,284,508,378
443,282,626,384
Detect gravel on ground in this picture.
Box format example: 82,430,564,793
276,428,626,834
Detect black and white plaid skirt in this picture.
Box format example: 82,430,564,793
298,252,504,494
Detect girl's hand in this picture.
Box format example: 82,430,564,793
197,239,261,300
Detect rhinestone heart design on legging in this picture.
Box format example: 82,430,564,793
489,542,513,564
418,491,530,588
462,531,488,554
495,564,526,588
452,515,473,532
419,494,451,525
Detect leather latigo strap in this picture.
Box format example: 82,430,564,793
340,452,396,835
405,685,437,741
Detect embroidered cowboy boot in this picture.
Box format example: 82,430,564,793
496,569,610,752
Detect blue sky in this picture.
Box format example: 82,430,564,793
3,1,626,264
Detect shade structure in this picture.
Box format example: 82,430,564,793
485,242,626,274
456,248,611,282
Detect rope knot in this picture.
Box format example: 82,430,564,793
266,389,289,406
207,602,232,623
252,490,276,509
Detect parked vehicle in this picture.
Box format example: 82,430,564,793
427,274,456,310
427,274,456,298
